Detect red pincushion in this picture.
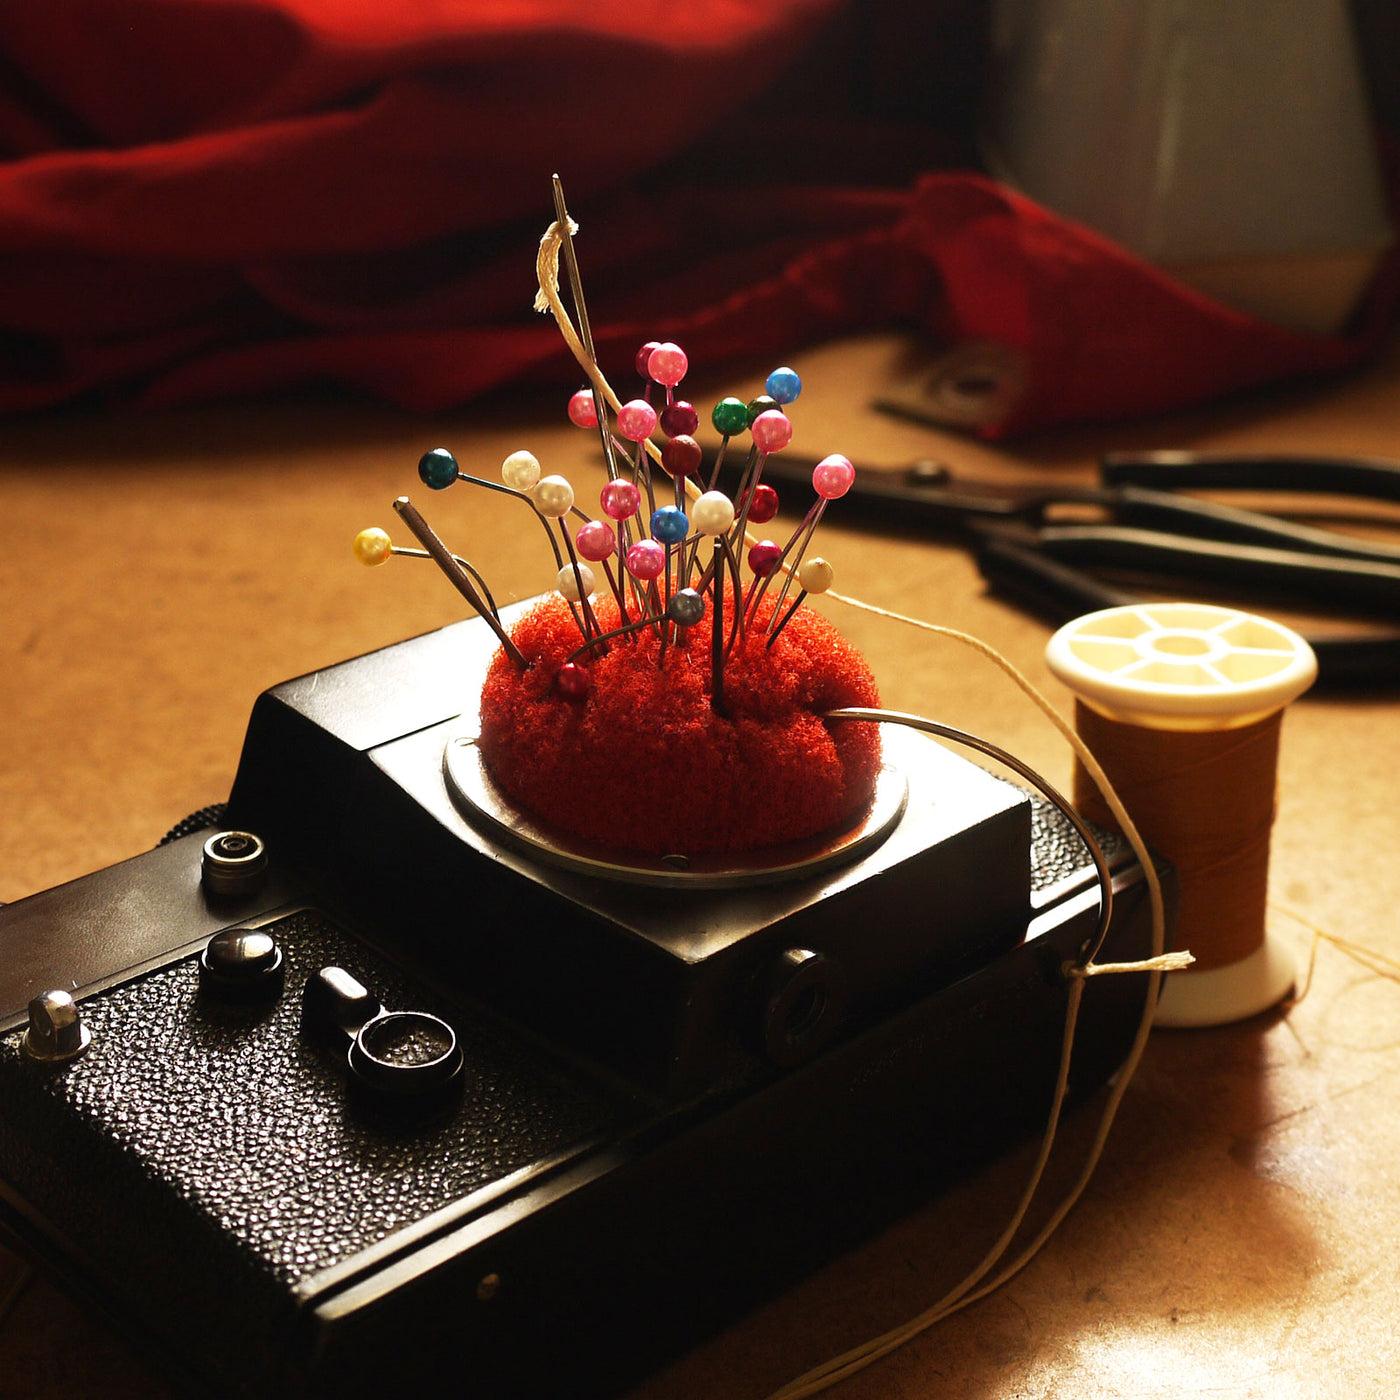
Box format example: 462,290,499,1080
477,595,881,855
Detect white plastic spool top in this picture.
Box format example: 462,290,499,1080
1045,601,1317,731
1045,602,1317,1027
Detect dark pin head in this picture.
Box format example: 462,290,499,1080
667,589,705,627
418,448,460,491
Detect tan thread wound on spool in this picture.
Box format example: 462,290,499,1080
1072,700,1281,971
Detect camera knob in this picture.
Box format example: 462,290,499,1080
22,990,93,1064
303,966,383,1038
348,1011,465,1101
201,830,268,897
199,927,285,1001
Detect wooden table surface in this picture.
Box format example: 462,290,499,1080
3,330,1399,1399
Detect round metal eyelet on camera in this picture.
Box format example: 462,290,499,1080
348,1010,465,1099
201,830,268,897
760,947,846,1068
199,926,285,1001
22,990,93,1064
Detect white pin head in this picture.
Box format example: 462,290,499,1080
690,491,735,537
503,450,542,491
556,563,596,602
797,557,834,595
533,475,575,519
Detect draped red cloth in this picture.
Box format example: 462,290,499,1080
1,0,1395,434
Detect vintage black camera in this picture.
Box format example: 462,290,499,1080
0,606,1174,1399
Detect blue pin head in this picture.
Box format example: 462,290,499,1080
765,366,802,405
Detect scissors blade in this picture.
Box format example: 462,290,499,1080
698,447,1066,525
701,449,1400,562
1109,486,1400,565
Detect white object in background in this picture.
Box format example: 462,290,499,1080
984,0,1394,333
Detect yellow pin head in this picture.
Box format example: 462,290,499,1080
353,527,393,567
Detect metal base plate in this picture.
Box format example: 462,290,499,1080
443,726,908,891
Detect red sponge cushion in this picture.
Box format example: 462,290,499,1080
477,595,881,855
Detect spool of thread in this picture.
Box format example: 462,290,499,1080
1045,602,1317,1027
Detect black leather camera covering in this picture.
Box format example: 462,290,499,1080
0,803,1164,1400
0,912,635,1383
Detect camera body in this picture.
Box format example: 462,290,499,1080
0,608,1174,1399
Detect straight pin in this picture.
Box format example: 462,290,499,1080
710,538,726,716
354,535,503,621
767,557,834,648
392,498,527,668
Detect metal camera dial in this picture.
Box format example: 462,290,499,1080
22,990,92,1064
348,1011,464,1097
200,830,268,897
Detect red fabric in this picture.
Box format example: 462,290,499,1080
478,593,882,854
1,1,1396,433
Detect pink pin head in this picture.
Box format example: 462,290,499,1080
567,389,598,429
739,483,779,524
661,434,703,479
600,479,640,521
617,399,658,442
647,342,688,388
575,519,617,562
626,539,666,580
813,453,855,499
749,410,793,453
747,539,783,577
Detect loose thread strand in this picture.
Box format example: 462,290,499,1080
1272,902,1400,1010
762,594,1169,1400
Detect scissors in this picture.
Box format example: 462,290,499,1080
704,447,1400,687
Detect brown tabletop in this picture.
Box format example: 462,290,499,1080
3,330,1399,1398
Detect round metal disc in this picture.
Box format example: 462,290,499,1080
442,727,907,890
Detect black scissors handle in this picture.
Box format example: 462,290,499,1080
975,534,1400,688
1033,524,1400,615
1103,450,1400,503
975,534,1136,619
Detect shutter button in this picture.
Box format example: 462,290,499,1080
199,927,285,1001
